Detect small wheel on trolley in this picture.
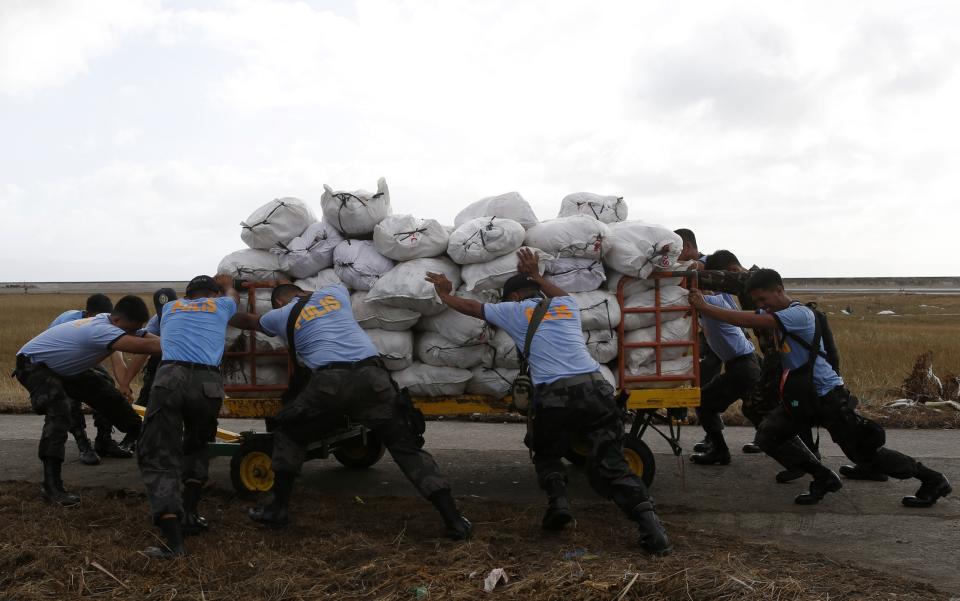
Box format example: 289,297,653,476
230,434,275,495
563,436,589,466
333,433,386,469
622,435,656,488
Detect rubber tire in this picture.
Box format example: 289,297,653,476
333,433,386,470
230,436,275,496
622,436,656,488
563,434,589,466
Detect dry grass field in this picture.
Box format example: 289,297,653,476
2,292,959,427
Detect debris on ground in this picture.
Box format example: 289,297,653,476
901,351,944,403
483,568,510,593
877,310,897,315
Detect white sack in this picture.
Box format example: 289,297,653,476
321,177,391,237
558,192,628,223
454,191,539,230
274,221,344,278
366,257,460,316
218,249,287,281
366,329,414,371
333,239,395,291
606,269,689,295
461,247,551,292
583,329,619,364
351,290,421,331
293,269,343,291
373,214,449,261
391,363,473,397
466,366,519,399
447,217,526,265
417,306,490,345
626,356,695,389
598,364,617,387
415,332,493,369
544,258,606,293
624,316,693,370
570,290,621,332
223,332,288,389
240,197,317,250
523,216,611,260
623,285,689,330
491,328,521,368
604,221,683,279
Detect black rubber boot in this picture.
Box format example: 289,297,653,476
742,438,763,454
248,471,294,528
118,431,138,455
144,517,187,559
73,430,101,466
429,490,472,541
692,435,712,453
41,459,81,506
181,481,209,535
839,464,889,482
795,470,843,505
541,475,573,531
95,431,133,459
776,468,806,484
630,501,671,556
902,466,952,508
690,432,731,465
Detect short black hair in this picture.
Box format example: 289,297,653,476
85,293,113,315
674,228,697,247
112,295,150,324
705,250,741,271
271,284,304,308
746,268,783,293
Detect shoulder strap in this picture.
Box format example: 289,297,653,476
285,294,311,363
519,298,551,374
781,305,822,372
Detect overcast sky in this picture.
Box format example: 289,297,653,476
2,0,958,281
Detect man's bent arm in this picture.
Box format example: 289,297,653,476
696,301,778,330
112,335,162,355
438,293,484,320
229,312,265,332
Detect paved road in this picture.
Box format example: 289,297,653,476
1,416,957,594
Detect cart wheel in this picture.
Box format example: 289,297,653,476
333,433,385,469
623,436,656,488
563,436,589,466
230,436,275,495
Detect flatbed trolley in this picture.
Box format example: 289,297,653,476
159,277,699,495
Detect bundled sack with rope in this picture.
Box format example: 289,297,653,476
558,192,628,223
491,328,521,368
606,269,686,295
218,249,288,281
460,246,551,292
391,362,473,397
321,177,391,237
240,197,317,250
626,356,695,389
604,221,683,279
373,214,449,261
523,216,611,260
454,191,539,230
623,316,693,370
293,268,342,292
366,256,461,316
417,306,490,345
466,366,519,399
447,217,526,265
365,329,415,371
351,290,421,331
333,239,395,291
274,221,344,278
415,332,494,369
544,258,606,293
569,290,621,332
583,329,619,364
622,285,689,330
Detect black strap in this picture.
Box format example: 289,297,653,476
286,295,311,363
519,298,551,376
778,304,828,365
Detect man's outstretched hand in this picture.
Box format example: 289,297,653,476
516,247,540,277
425,272,454,296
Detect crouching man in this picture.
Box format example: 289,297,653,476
425,248,671,556
234,282,472,540
14,296,159,506
689,269,951,507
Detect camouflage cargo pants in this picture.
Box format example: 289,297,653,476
137,364,223,521
271,362,449,499
14,357,142,462
69,365,117,440
528,376,651,513
696,353,762,433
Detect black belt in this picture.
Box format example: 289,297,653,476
724,353,757,367
160,360,220,372
315,356,383,372
536,371,605,393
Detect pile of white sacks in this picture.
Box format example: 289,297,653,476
218,179,694,397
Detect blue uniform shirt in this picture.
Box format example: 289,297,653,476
774,303,844,396
159,296,238,366
259,285,378,369
19,314,127,376
48,309,84,329
144,315,161,336
482,295,599,386
701,293,755,362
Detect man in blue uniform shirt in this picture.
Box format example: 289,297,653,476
117,288,178,410
235,282,471,541
136,275,253,559
14,296,160,506
426,248,671,556
49,293,136,464
689,268,952,507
